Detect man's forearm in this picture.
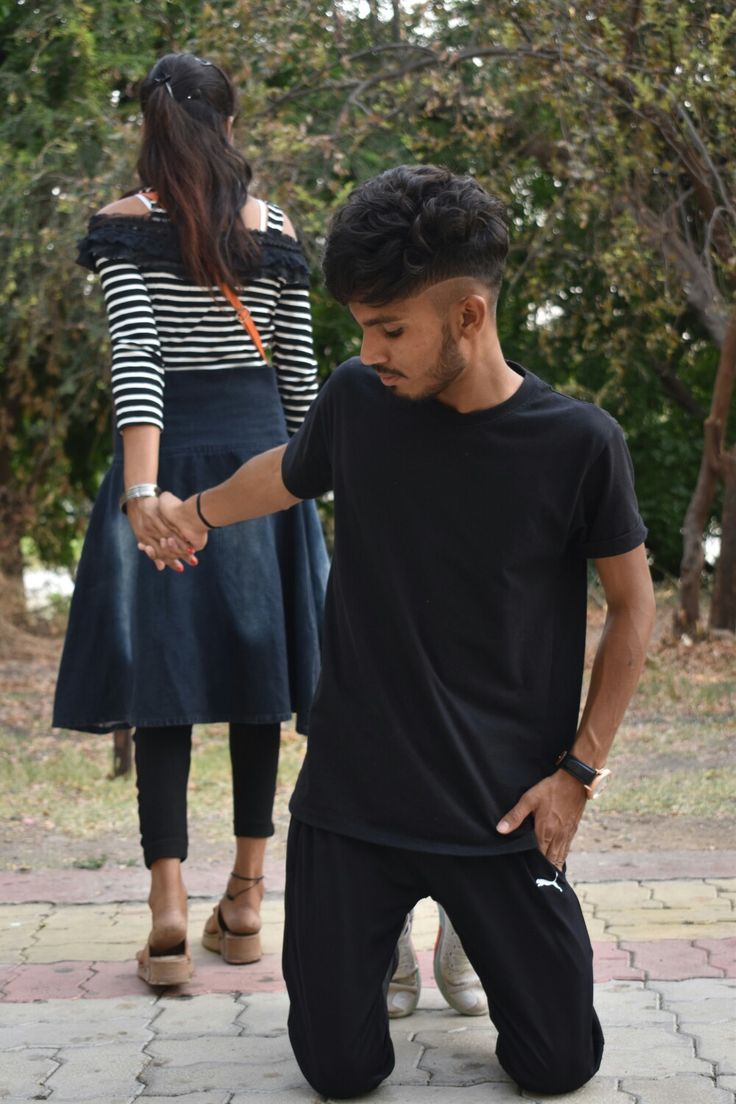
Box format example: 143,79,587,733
572,560,655,768
182,445,300,530
497,545,654,863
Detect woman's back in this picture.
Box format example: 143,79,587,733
79,192,319,435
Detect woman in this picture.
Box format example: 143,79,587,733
53,53,328,986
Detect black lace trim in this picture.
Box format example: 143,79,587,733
77,213,311,286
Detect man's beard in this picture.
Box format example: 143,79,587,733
393,322,466,402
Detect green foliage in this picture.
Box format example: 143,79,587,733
2,0,733,577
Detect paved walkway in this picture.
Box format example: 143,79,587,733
1,850,734,1103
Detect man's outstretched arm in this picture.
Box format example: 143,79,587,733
139,444,301,568
497,543,656,868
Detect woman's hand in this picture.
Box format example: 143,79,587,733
159,491,209,550
135,492,208,572
127,496,198,572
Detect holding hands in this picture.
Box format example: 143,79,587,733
129,492,208,572
132,444,296,571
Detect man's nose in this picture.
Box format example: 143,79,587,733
360,332,387,365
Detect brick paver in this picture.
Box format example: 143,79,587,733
696,937,736,974
2,961,95,1001
621,1076,735,1103
621,939,728,980
1,858,735,1102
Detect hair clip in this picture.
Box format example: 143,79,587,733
194,55,229,84
153,71,175,98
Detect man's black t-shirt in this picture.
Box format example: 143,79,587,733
282,359,647,855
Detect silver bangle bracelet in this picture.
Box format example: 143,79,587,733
119,483,161,514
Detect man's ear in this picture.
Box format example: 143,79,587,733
456,293,488,337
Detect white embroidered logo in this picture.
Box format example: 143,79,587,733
535,871,563,894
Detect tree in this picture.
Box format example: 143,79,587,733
236,0,734,628
3,0,733,633
0,0,208,585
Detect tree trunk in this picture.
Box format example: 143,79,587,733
0,435,27,585
676,442,719,636
676,311,736,636
391,0,402,42
112,728,133,779
0,487,28,616
367,0,379,37
710,446,736,631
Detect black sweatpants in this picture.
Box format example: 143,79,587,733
134,723,280,868
283,819,603,1099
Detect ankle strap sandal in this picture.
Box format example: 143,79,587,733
200,872,265,965
225,871,265,901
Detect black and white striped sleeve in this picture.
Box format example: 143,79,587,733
271,282,320,435
97,256,165,431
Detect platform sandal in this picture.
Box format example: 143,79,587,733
201,872,264,965
136,938,193,986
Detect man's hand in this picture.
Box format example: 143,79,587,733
136,492,209,571
496,770,587,870
158,492,209,550
126,496,197,573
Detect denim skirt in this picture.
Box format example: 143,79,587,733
53,368,328,734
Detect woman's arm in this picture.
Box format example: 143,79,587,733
272,283,320,434
96,247,191,568
270,212,320,434
121,424,190,570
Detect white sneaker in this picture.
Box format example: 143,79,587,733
387,911,420,1018
433,904,488,1016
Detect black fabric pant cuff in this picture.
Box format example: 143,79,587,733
233,819,275,839
143,838,188,870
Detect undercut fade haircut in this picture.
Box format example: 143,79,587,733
322,165,509,305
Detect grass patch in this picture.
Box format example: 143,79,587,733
0,724,306,842
602,767,736,818
72,855,109,870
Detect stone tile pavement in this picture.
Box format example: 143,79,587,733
0,850,734,1103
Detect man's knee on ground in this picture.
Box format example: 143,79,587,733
295,1054,391,1100
288,1020,394,1100
498,1038,601,1096
516,1062,597,1096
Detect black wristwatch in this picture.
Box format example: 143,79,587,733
555,750,611,799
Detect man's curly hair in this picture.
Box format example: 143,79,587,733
322,165,509,306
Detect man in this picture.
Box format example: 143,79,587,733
147,165,656,1098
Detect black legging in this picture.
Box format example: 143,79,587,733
133,723,280,868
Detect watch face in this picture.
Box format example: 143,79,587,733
587,769,612,799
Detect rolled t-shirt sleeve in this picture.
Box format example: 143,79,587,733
281,373,334,500
576,419,648,559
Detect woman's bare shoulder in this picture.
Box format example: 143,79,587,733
280,210,297,239
241,196,297,239
96,195,152,218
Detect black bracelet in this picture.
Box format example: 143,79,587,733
196,491,218,529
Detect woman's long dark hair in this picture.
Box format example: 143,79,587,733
137,53,259,289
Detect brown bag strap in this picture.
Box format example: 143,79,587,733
217,282,268,362
140,191,268,363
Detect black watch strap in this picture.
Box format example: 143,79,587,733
555,751,598,786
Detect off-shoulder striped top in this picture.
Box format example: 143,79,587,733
77,197,319,435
